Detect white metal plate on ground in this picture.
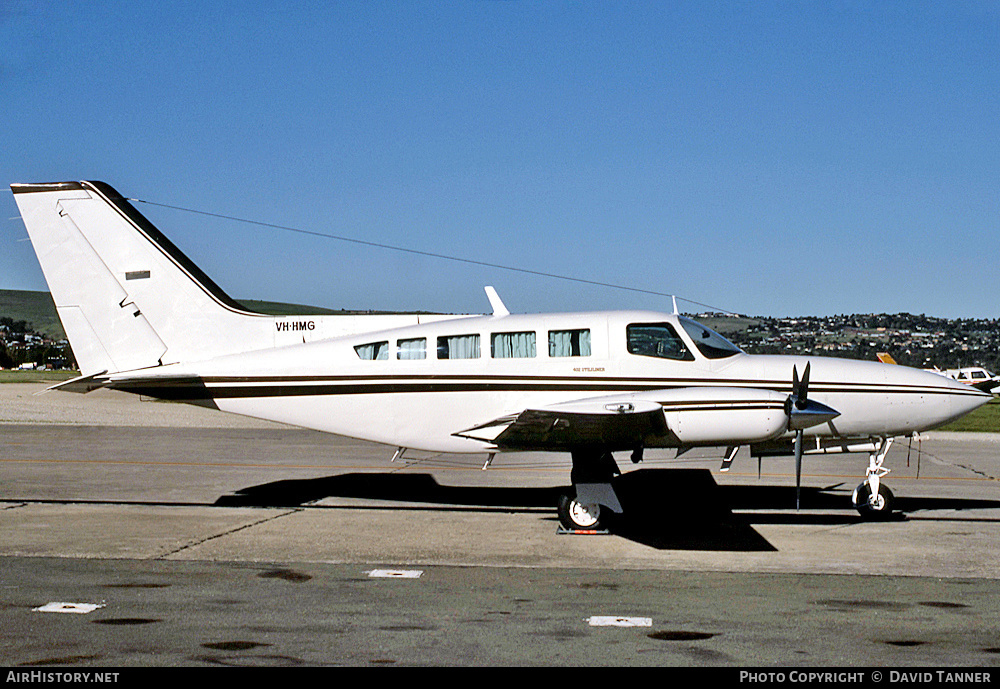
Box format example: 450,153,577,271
34,602,105,614
366,569,424,579
586,616,652,627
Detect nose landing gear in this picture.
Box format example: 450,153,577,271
853,437,895,519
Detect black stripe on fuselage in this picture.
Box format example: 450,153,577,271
108,374,982,402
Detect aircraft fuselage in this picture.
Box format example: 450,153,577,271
107,309,988,454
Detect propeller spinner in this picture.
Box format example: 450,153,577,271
786,363,839,431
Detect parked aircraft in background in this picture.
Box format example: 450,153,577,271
12,181,991,529
938,367,1000,395
881,354,999,396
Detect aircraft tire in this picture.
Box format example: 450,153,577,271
852,482,895,520
557,493,605,531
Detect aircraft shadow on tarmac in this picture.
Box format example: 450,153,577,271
213,468,1000,552
214,467,1000,552
216,468,776,551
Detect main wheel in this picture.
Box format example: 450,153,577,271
557,493,605,530
852,482,895,520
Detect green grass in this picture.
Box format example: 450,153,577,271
937,396,1000,433
0,369,80,384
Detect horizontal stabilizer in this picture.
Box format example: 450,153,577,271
40,371,110,395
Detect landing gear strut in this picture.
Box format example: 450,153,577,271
853,437,895,519
557,450,624,531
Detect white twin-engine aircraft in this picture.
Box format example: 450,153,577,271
12,181,991,529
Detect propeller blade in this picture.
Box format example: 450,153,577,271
786,361,838,431
798,362,811,409
794,428,803,510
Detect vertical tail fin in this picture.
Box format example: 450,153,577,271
12,181,271,375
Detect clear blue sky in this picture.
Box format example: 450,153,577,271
3,2,998,318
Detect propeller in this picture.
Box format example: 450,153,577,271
791,363,808,510
785,362,840,510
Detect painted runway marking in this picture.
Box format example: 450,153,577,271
34,602,105,614
367,569,423,579
587,616,652,627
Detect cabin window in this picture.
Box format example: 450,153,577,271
549,329,591,357
437,334,480,359
491,331,536,358
678,317,743,359
396,337,426,360
626,323,694,361
354,341,388,360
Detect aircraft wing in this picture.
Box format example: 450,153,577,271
454,387,803,451
971,379,1000,394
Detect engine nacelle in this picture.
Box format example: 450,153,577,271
657,387,789,446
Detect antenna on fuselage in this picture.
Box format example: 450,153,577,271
672,295,679,315
485,286,509,316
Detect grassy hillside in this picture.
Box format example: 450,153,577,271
235,299,343,316
0,290,66,340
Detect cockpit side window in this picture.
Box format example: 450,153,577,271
626,323,694,361
678,317,744,359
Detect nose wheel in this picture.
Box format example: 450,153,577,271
852,482,895,519
853,437,895,519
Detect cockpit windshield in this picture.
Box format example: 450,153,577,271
678,317,744,359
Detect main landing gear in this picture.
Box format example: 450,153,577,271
557,450,624,531
852,437,895,519
557,492,605,530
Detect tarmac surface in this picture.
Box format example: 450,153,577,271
2,383,1000,667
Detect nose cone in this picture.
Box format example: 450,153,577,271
889,365,993,431
941,376,993,420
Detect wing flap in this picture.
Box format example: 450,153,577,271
454,397,668,451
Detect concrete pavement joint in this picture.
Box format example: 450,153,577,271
153,508,304,560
